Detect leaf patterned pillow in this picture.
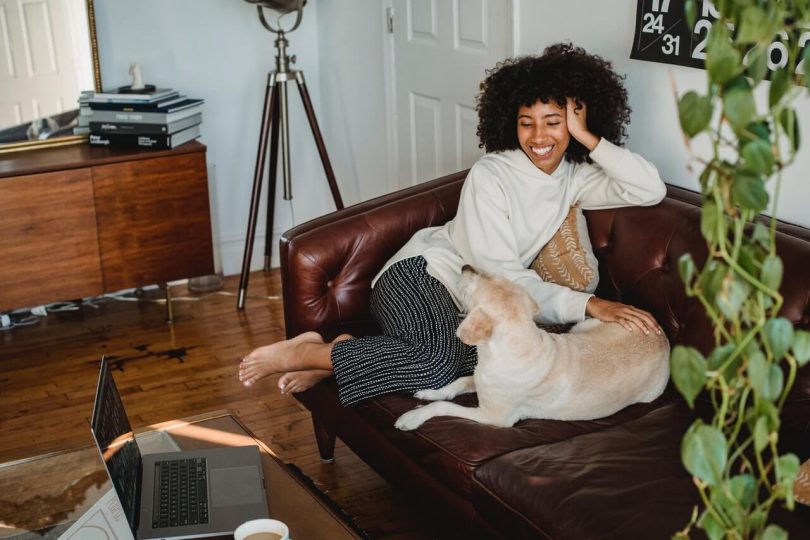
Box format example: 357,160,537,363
530,204,599,294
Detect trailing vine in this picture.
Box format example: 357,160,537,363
671,1,810,539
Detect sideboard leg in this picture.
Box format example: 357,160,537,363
161,283,174,325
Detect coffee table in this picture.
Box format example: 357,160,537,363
0,410,364,539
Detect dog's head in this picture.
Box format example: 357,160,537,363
456,265,539,345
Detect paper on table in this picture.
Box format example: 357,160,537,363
57,488,133,540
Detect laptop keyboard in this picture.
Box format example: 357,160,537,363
152,457,209,529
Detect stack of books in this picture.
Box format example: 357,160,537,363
78,88,204,150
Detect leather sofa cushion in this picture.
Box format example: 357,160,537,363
355,387,681,500
470,400,699,539
470,399,810,540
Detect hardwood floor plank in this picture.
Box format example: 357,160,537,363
0,272,439,539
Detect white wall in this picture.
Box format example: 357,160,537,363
514,0,810,228
94,0,332,275
315,2,393,202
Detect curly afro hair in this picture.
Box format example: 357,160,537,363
476,42,631,164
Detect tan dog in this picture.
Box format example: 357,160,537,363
395,265,670,430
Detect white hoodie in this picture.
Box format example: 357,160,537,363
374,138,666,324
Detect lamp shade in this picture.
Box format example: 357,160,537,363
243,0,305,15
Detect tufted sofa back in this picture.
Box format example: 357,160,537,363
281,171,467,339
587,185,810,349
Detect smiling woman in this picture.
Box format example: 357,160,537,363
0,0,101,153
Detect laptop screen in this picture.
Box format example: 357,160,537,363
90,359,141,533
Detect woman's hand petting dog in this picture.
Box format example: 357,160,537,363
585,296,662,336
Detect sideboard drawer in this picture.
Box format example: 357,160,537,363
0,142,213,312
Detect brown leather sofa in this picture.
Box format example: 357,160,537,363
280,171,810,539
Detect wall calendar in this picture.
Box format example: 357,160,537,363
631,0,802,76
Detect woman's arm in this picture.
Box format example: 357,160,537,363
565,100,663,333
566,98,667,209
576,141,667,209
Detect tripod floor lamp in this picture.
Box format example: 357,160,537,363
237,1,344,309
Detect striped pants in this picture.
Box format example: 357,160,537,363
331,256,477,406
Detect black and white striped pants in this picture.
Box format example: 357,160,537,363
331,256,477,406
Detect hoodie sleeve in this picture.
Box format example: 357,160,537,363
575,138,667,209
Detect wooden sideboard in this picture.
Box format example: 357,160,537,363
0,141,214,312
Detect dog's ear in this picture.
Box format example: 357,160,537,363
456,306,493,345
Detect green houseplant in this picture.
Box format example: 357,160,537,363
671,1,810,538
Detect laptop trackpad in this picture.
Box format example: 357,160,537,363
210,466,263,506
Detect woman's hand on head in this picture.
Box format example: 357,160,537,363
585,296,662,336
565,98,600,152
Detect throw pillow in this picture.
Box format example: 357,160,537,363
797,459,810,507
530,205,599,294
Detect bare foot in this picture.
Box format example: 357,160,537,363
238,331,324,387
278,369,332,394
276,333,353,394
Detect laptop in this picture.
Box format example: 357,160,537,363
90,358,269,539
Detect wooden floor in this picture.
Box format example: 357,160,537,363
0,271,439,539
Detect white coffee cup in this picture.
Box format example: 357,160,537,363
233,518,290,540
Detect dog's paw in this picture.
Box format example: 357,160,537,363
394,409,428,431
413,388,446,401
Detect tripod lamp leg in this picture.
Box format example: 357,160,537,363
264,84,282,271
279,80,293,200
238,74,279,310
296,74,344,210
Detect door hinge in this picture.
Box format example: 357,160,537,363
387,7,394,34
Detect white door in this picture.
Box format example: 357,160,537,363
0,0,87,128
389,0,513,188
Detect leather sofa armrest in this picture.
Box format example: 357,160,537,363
280,170,468,339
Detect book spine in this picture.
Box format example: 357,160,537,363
89,101,174,112
89,110,174,123
88,91,178,104
89,106,202,124
90,122,169,134
89,113,201,136
88,97,200,113
89,133,172,150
